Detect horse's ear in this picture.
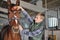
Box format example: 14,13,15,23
7,0,11,10
16,0,20,18
16,0,20,6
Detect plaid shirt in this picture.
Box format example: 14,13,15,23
22,28,43,37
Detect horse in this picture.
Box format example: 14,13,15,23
1,0,23,40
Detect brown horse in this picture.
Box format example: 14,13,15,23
3,7,23,40
1,0,23,40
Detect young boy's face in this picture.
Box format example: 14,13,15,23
34,14,44,23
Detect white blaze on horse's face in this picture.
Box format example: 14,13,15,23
14,15,18,24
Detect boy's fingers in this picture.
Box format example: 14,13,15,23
12,6,22,10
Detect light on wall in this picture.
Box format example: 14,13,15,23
48,17,58,27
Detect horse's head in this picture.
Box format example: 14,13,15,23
8,5,21,33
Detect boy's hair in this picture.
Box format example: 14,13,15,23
10,4,16,8
36,12,45,17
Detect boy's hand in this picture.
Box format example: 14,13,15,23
12,6,23,10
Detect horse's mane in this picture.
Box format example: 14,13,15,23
1,25,11,40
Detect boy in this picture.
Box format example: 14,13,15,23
11,6,45,40
29,13,45,40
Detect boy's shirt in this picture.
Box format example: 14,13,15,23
21,8,44,40
22,22,44,40
29,22,44,40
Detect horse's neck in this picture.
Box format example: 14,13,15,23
4,26,21,40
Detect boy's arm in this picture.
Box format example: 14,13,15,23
21,7,33,23
22,28,43,37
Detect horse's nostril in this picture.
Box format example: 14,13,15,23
13,26,19,29
12,26,19,33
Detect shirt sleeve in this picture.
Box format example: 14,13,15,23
22,29,43,37
21,9,33,23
